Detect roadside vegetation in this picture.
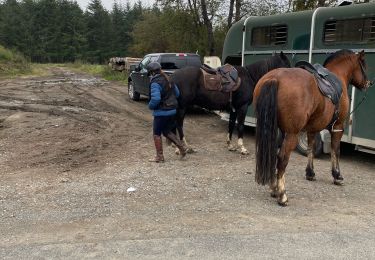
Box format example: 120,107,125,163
0,45,31,77
64,62,128,83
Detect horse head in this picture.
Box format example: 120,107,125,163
351,50,371,91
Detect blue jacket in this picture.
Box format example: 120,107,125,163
148,76,180,116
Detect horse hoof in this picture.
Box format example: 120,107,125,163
333,179,344,186
306,176,316,181
186,147,195,154
228,145,236,152
240,149,249,155
278,200,288,207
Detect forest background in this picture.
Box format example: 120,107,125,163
0,0,371,64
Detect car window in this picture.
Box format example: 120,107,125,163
160,55,201,70
150,56,159,63
140,56,151,70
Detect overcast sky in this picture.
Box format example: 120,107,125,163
75,0,153,11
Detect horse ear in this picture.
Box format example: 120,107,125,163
359,50,365,58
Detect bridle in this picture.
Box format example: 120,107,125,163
358,58,372,89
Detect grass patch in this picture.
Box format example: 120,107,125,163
0,45,32,77
65,61,128,83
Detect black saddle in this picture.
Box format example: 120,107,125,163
296,60,343,130
295,61,342,106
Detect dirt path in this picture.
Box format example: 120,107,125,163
1,67,375,259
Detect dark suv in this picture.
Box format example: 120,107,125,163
128,53,201,100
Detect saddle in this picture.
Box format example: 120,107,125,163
296,60,343,130
295,61,343,106
201,64,241,92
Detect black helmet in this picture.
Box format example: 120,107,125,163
147,62,161,73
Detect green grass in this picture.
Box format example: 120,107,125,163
0,47,128,82
0,45,32,77
65,61,128,84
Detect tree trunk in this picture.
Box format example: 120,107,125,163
187,0,202,27
227,0,235,29
200,0,215,55
235,0,241,22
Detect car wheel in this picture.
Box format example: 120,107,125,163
296,132,323,157
128,81,140,101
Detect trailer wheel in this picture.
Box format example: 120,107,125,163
296,132,323,157
128,81,140,101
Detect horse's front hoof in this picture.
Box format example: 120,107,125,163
228,145,236,152
186,147,195,154
333,179,344,186
306,175,316,181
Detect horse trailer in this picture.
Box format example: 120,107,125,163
221,2,375,155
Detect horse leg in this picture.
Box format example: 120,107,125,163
175,108,194,155
275,134,298,206
305,132,317,181
236,104,249,155
330,130,344,185
227,109,237,151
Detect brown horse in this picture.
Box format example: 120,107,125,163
253,50,370,206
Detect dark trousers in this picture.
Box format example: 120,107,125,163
153,115,176,136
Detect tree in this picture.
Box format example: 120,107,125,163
129,7,203,56
58,0,86,62
84,0,112,63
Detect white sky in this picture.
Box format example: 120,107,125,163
75,0,153,11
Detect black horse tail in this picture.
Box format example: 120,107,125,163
255,79,279,186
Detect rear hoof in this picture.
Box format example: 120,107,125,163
277,193,288,206
240,148,249,155
305,167,316,181
278,200,288,207
306,175,316,181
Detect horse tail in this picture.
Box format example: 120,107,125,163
255,79,279,186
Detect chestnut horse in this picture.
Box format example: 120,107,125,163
253,50,370,206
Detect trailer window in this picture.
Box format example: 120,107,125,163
324,17,375,44
251,25,288,47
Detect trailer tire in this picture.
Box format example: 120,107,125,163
296,132,323,157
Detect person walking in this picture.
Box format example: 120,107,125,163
147,62,187,163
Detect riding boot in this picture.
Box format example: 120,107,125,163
165,132,187,158
149,135,164,163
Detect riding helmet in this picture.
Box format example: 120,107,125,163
147,62,161,73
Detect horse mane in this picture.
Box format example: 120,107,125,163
243,54,288,82
323,49,355,66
